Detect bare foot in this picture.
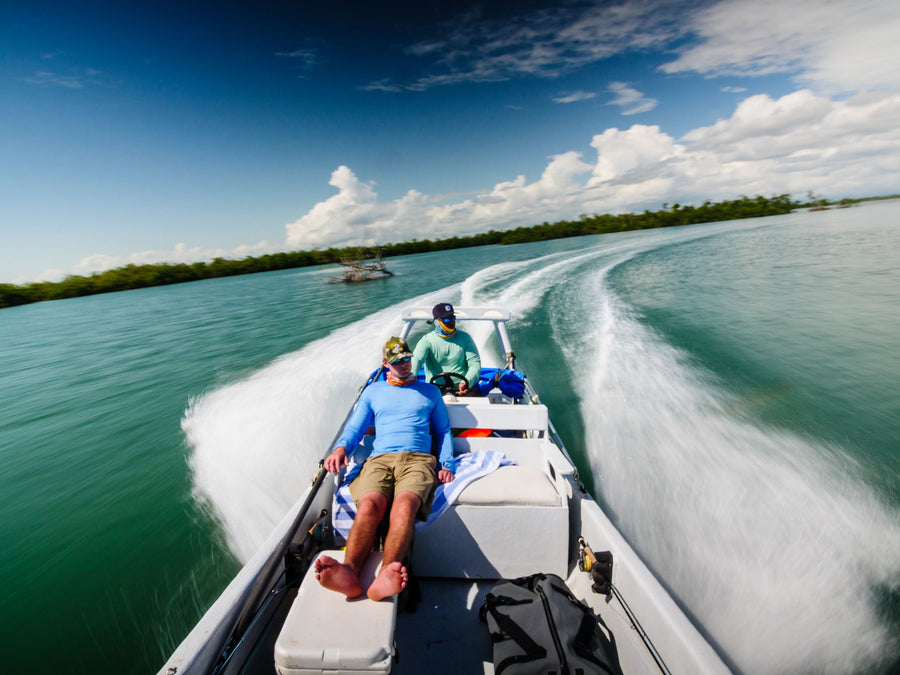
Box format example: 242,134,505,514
314,555,363,598
367,561,408,601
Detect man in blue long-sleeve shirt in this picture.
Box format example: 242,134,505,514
315,336,455,601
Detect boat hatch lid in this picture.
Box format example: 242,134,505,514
274,551,396,673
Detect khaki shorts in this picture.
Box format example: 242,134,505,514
349,452,438,521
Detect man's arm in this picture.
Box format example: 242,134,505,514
329,388,374,467
429,389,455,482
324,446,348,474
462,332,482,392
411,334,431,380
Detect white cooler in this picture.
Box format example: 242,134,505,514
274,550,397,674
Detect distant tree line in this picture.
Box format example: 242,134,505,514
0,193,859,309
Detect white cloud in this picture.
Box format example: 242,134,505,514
282,89,900,252
357,0,900,99
661,0,900,93
607,81,658,114
554,90,598,104
367,0,685,91
589,124,680,183
677,90,900,196
275,39,322,76
72,253,128,276
283,152,595,250
285,166,385,247
33,268,66,283
275,48,319,68
682,89,832,147
23,68,103,89
359,79,403,93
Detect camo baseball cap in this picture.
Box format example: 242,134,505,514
383,336,413,364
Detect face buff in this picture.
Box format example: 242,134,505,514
435,318,456,337
386,367,416,386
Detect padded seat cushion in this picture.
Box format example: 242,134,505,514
456,465,562,507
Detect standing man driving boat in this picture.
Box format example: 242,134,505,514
412,303,482,396
315,336,455,601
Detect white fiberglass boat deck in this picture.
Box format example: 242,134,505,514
160,307,731,675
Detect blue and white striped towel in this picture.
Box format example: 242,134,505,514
331,450,515,545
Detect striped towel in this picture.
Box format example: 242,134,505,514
331,449,515,545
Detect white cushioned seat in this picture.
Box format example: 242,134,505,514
412,461,568,579
456,465,562,507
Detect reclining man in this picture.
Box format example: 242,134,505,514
412,302,482,396
315,336,455,601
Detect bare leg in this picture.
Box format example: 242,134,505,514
367,491,421,601
316,492,387,598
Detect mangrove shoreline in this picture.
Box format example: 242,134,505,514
0,193,876,309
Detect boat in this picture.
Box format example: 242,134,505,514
160,307,731,675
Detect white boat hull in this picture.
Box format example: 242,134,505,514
160,308,731,675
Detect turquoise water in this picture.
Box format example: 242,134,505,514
1,202,898,674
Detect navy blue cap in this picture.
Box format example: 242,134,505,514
432,303,455,320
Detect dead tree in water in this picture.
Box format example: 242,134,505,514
328,250,393,283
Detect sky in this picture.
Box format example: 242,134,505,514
2,0,899,284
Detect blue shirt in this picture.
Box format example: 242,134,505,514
335,380,456,472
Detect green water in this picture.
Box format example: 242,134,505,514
1,202,898,674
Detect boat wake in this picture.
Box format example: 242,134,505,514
184,238,899,674
554,254,900,675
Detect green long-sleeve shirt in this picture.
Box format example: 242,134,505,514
412,329,481,387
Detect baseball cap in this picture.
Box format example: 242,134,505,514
383,336,413,364
432,303,455,320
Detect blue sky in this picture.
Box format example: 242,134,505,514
2,0,899,284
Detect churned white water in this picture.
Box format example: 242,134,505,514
558,257,900,674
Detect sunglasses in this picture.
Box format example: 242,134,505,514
439,316,456,323
391,356,411,364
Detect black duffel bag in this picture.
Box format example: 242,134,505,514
479,573,623,675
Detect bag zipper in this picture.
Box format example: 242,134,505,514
536,583,569,675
